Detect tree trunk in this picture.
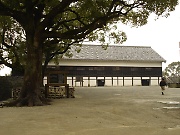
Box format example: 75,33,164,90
8,32,49,107
19,46,43,106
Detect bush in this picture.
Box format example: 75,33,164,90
0,77,13,101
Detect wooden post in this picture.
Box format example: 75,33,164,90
66,84,69,98
81,77,83,87
158,77,160,85
88,77,90,87
111,77,113,86
132,77,133,86
45,84,48,98
117,77,119,86
123,77,124,86
72,77,73,87
104,76,105,86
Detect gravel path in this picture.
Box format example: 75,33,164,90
0,86,180,135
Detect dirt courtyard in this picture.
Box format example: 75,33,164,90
1,86,180,135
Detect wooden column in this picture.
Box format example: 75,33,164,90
72,77,74,87
117,77,119,86
132,77,133,86
88,77,90,87
123,77,124,86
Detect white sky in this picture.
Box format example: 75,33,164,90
0,2,180,76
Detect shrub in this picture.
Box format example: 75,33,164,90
0,77,13,101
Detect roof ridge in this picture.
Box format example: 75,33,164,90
108,45,151,48
81,44,151,48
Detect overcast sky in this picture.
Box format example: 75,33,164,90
120,2,180,70
0,2,180,75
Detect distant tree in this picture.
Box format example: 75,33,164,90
163,61,180,77
0,0,178,106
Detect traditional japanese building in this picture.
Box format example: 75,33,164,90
46,45,166,87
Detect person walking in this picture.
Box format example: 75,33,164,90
159,77,167,95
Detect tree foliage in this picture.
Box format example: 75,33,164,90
0,16,26,75
0,0,178,106
163,61,180,77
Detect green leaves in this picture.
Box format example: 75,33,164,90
120,9,149,27
164,61,180,77
144,0,178,16
0,0,25,11
0,16,26,69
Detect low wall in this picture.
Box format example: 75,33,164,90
168,83,180,88
0,76,23,87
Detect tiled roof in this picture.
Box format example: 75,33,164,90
63,45,166,62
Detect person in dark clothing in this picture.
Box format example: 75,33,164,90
159,77,167,95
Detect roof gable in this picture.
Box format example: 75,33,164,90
63,45,166,62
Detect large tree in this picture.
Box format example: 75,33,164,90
0,0,178,106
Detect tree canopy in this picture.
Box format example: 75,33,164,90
0,16,26,75
0,0,178,106
163,61,180,77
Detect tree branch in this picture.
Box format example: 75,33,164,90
0,1,27,27
39,0,78,30
0,55,12,68
42,0,145,40
1,27,12,49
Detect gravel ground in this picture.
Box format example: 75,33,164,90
0,86,180,135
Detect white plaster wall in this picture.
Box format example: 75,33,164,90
113,77,118,86
49,59,162,67
117,77,124,86
133,77,141,86
104,77,111,86
105,80,110,86
89,77,96,87
43,76,47,85
124,77,132,86
151,77,159,86
83,77,88,87
67,77,73,86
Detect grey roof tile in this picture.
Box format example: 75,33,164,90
62,45,166,62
